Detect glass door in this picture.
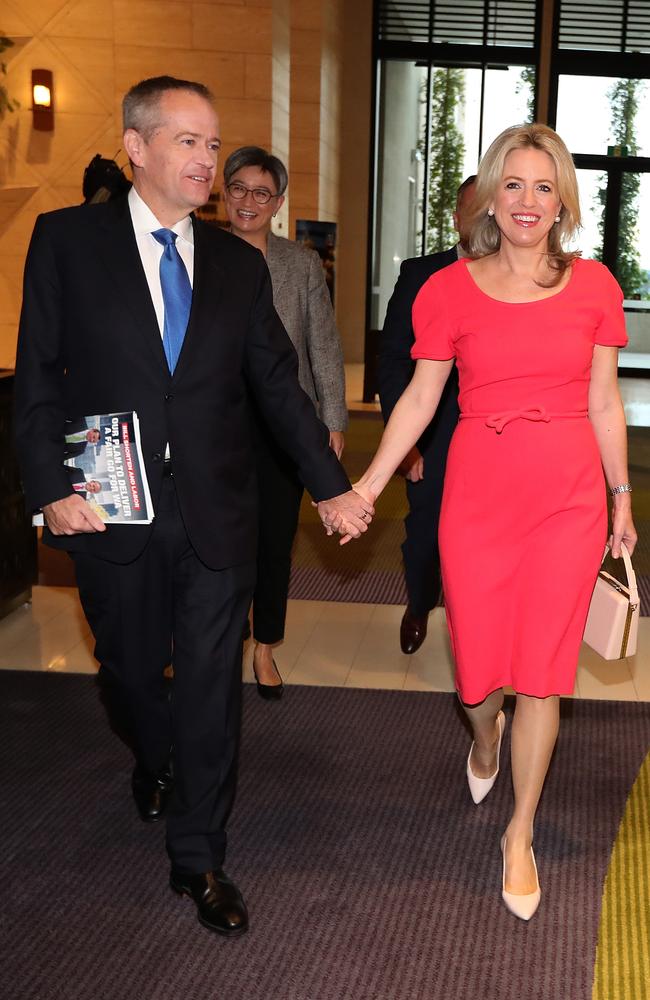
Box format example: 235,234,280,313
371,59,536,331
618,171,650,372
573,158,650,372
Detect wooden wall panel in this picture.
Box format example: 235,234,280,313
0,0,367,368
114,48,245,98
0,0,286,367
192,4,272,53
114,2,193,49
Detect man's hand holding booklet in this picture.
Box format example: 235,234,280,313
32,411,154,527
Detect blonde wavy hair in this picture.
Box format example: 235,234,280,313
467,123,581,286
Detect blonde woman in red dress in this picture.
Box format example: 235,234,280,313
353,124,637,920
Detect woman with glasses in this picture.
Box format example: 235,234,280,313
223,146,348,699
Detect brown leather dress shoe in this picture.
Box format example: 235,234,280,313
170,869,249,936
400,607,429,654
131,766,173,823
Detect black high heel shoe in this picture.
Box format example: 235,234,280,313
253,658,284,700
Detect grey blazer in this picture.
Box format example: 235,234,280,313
266,231,348,431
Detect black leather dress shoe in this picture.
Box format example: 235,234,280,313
253,658,284,701
170,869,249,936
400,608,429,654
131,766,173,823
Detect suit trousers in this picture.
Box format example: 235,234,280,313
402,374,459,616
73,474,255,873
251,417,304,645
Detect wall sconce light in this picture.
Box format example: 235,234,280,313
32,69,54,131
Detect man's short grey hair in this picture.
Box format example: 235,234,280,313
456,174,477,206
123,76,214,141
223,146,288,196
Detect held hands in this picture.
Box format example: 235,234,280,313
397,446,424,482
316,488,374,545
43,494,106,535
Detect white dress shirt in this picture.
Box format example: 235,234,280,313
128,186,194,338
128,188,194,459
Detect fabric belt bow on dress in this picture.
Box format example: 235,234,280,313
460,407,588,434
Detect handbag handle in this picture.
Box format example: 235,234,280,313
600,542,639,609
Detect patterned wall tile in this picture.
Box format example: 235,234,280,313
47,0,114,40
114,1,193,49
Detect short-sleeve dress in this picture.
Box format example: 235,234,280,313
411,257,627,704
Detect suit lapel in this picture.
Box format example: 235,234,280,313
171,216,224,384
97,198,169,376
265,232,288,297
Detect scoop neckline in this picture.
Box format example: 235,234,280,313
460,255,579,305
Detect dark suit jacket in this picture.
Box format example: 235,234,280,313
66,465,109,488
62,417,92,457
14,195,350,569
64,417,92,435
63,441,87,459
66,465,98,499
377,247,460,452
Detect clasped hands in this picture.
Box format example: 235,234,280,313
45,483,378,547
315,484,375,546
45,488,376,546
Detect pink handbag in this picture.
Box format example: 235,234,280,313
583,543,639,660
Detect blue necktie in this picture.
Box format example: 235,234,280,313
152,228,192,374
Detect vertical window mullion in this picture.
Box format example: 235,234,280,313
622,0,630,53
422,59,434,257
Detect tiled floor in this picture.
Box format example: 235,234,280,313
2,364,648,702
1,585,648,702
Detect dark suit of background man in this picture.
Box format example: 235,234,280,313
63,422,101,458
377,176,476,654
14,76,372,938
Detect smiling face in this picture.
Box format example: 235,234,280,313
490,147,562,252
124,89,221,225
223,165,284,240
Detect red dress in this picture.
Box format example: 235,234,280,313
411,258,627,703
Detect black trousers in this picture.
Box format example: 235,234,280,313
402,373,459,616
73,475,255,873
251,418,304,645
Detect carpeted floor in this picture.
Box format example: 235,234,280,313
1,671,649,1000
594,751,650,1000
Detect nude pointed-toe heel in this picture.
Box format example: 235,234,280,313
466,710,505,804
500,835,541,921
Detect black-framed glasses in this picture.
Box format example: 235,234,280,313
226,181,280,205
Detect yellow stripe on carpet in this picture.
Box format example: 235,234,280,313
592,751,650,1000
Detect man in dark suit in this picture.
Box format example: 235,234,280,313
63,424,101,458
377,176,475,654
14,76,372,937
66,466,105,499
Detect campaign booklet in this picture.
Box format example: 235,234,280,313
33,411,154,526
